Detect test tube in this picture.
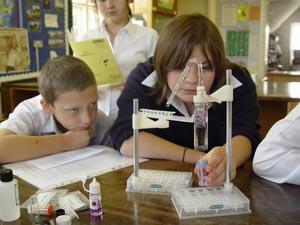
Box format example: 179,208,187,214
196,160,207,187
193,85,208,152
27,203,55,216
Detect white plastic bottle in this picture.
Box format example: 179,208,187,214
89,178,102,217
0,169,20,222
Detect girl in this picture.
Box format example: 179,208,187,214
111,14,260,186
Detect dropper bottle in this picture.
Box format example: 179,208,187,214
88,178,103,217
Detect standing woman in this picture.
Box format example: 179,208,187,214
81,0,159,120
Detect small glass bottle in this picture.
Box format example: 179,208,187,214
89,178,102,217
193,86,208,152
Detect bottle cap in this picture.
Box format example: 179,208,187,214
0,168,13,182
193,86,207,103
197,160,207,169
89,178,100,194
55,209,65,217
56,215,71,225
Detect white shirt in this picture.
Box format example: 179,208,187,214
253,103,300,185
81,20,159,120
0,95,113,146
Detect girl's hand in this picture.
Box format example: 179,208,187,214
194,146,236,186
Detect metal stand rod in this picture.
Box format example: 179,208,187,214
225,70,232,187
133,99,139,177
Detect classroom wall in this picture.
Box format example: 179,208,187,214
177,0,208,16
276,7,300,70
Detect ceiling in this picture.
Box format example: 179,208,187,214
268,0,300,32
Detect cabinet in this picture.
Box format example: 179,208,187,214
1,79,39,119
134,0,177,33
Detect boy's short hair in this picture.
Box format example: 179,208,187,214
39,55,96,104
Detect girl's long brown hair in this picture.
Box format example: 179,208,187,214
153,13,229,104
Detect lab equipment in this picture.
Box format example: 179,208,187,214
166,58,208,151
171,70,251,218
22,189,68,210
171,186,251,219
56,215,72,225
193,86,208,151
27,194,40,224
83,177,103,217
196,160,207,187
55,209,65,217
27,203,55,216
126,99,193,195
0,168,20,222
58,191,89,212
126,169,192,195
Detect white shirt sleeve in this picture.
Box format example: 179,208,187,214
253,103,300,185
146,28,159,58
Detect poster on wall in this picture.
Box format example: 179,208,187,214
26,2,41,32
0,0,19,27
0,28,30,74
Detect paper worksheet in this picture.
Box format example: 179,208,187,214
26,145,107,170
4,146,147,190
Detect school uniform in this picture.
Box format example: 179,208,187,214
81,19,159,121
0,95,113,147
110,58,261,154
253,104,300,185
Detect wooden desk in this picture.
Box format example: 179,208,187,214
266,70,300,82
4,160,300,225
256,80,300,137
1,79,39,119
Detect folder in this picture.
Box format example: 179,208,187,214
70,38,124,85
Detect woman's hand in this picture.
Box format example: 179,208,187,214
194,146,236,186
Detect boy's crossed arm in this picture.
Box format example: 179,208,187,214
0,128,91,164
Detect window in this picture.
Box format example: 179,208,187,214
290,23,300,66
71,0,102,40
290,23,300,50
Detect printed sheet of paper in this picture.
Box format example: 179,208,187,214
5,146,147,190
44,13,58,28
70,38,124,85
222,4,237,27
26,145,107,170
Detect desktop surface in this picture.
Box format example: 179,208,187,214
4,160,300,225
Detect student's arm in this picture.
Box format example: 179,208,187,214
146,28,159,58
253,105,300,185
0,128,91,164
120,131,205,164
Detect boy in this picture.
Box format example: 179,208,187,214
0,56,113,164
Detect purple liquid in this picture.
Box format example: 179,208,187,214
90,197,103,217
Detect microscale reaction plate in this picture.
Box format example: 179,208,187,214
171,185,251,219
126,169,192,195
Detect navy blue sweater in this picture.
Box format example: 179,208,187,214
110,59,260,154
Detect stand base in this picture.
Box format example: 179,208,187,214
171,185,251,219
126,169,192,195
